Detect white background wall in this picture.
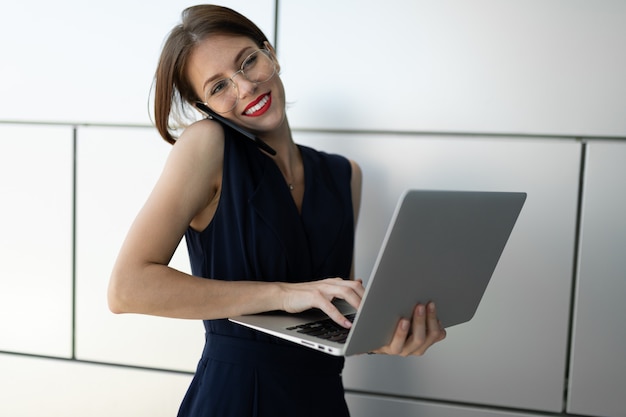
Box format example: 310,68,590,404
1,1,625,416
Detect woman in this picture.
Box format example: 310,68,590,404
108,5,446,416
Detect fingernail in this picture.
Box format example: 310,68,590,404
401,319,410,331
417,305,425,316
429,302,436,313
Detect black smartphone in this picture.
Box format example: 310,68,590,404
195,102,277,155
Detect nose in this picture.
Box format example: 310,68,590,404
232,72,257,99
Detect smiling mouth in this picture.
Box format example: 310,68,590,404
243,93,271,116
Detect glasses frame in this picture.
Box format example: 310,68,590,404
203,48,277,114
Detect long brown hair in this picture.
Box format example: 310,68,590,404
154,5,269,144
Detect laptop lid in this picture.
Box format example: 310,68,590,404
230,189,527,356
344,189,526,355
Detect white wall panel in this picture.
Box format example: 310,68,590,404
0,353,192,417
0,0,275,125
3,1,625,414
567,141,626,417
296,133,580,412
75,126,202,371
0,125,73,357
279,0,626,137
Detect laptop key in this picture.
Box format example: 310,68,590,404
287,313,355,344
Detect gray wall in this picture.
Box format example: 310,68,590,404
1,1,625,416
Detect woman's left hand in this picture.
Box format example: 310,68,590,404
371,302,447,356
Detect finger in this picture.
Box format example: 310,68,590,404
332,277,366,297
434,323,447,343
400,304,428,356
424,303,445,342
425,304,447,343
408,302,446,356
323,278,364,310
412,303,427,334
317,297,354,329
372,304,425,356
352,279,365,298
373,317,409,355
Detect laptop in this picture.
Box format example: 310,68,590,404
230,189,527,356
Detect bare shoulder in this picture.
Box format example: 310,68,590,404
348,159,362,182
153,119,226,227
164,119,225,188
348,159,363,222
348,159,362,194
173,119,225,159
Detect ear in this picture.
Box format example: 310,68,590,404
263,41,281,72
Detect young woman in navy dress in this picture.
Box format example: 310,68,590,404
108,5,446,416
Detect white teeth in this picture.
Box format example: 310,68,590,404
245,94,269,115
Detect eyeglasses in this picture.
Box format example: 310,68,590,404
203,49,277,114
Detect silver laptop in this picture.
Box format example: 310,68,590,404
230,189,526,356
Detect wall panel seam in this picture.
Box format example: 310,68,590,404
1,120,625,142
0,350,193,376
561,141,587,412
273,0,280,51
71,126,78,360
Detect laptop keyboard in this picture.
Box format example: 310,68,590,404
287,314,356,344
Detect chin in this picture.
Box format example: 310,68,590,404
242,109,286,135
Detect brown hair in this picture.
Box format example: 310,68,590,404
154,5,269,144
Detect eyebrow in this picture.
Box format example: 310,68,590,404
201,46,255,94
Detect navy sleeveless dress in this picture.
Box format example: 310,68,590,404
178,128,355,417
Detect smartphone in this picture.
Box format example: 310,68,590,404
195,102,277,155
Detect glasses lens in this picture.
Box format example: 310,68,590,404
243,50,276,84
205,50,276,114
206,80,237,114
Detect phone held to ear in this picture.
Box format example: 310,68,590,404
195,102,277,156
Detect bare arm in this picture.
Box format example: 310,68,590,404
108,120,363,326
348,159,362,280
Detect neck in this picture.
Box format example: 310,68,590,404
258,118,302,188
259,117,294,160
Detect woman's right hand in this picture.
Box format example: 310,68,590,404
279,278,365,328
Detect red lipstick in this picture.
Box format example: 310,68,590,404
243,92,271,117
